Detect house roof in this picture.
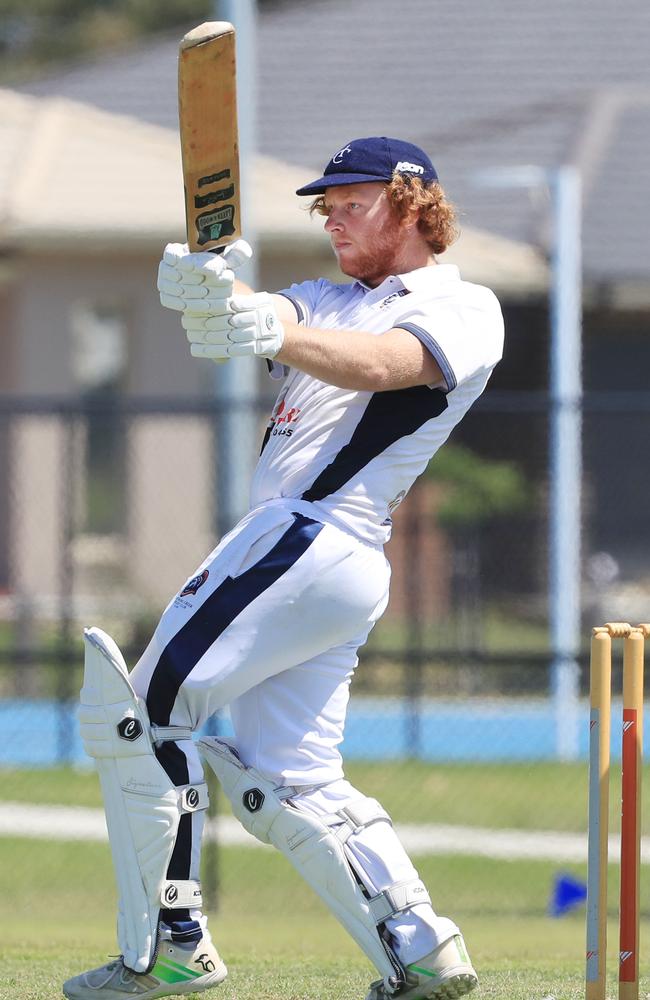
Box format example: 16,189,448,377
0,88,546,297
17,0,650,297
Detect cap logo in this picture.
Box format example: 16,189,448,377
332,145,352,164
395,161,424,175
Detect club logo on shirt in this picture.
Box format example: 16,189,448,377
180,569,209,597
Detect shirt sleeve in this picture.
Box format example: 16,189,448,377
393,290,505,392
267,279,333,381
275,278,332,327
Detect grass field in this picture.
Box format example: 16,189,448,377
3,759,650,832
1,763,649,999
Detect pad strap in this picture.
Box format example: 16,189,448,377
198,736,405,987
368,878,431,922
160,878,203,909
151,725,194,742
327,798,392,844
323,799,431,922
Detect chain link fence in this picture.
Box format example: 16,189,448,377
1,390,649,925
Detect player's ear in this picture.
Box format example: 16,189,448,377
399,205,420,230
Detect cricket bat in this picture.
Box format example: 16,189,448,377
178,21,241,252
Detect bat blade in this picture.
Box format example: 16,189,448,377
178,21,240,252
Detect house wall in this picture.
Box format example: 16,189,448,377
0,275,16,588
12,251,213,397
3,242,342,608
583,308,650,579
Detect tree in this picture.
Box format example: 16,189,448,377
0,0,212,82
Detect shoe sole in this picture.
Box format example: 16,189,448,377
148,961,228,999
426,972,478,1000
63,961,228,1000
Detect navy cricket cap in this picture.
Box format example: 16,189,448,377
295,136,438,196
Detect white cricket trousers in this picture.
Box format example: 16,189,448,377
130,501,458,963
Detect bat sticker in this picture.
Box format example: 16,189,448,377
196,205,236,244
194,184,236,209
198,169,231,188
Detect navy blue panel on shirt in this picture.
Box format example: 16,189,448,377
146,513,323,728
301,385,448,503
260,420,272,454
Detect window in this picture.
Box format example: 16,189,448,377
70,301,128,535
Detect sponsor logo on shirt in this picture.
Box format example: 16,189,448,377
379,289,409,309
270,398,302,438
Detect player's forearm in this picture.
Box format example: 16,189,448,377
275,322,441,392
276,323,379,389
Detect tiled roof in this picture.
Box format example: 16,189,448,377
16,0,650,289
0,89,546,297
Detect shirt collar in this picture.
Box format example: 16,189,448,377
354,264,461,295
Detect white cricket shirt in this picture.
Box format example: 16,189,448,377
249,264,504,545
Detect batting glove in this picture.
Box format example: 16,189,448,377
157,239,252,312
182,293,285,360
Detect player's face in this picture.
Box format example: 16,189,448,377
322,183,408,287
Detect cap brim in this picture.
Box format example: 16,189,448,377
295,172,390,196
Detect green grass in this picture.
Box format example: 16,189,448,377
367,607,551,656
3,760,650,834
2,764,650,998
1,837,649,999
0,923,643,1000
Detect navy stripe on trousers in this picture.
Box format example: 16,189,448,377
147,513,323,906
147,512,324,740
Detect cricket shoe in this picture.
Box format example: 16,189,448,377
365,934,478,1000
62,935,227,999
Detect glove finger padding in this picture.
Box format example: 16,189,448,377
181,306,231,330
159,281,217,301
158,240,251,314
162,239,252,275
162,242,190,266
191,343,230,360
160,288,234,313
182,313,232,335
227,294,285,357
158,261,205,287
159,293,188,312
221,239,254,270
178,278,283,362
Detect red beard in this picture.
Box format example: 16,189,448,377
335,213,407,286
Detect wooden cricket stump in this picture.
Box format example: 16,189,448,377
585,622,648,1000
